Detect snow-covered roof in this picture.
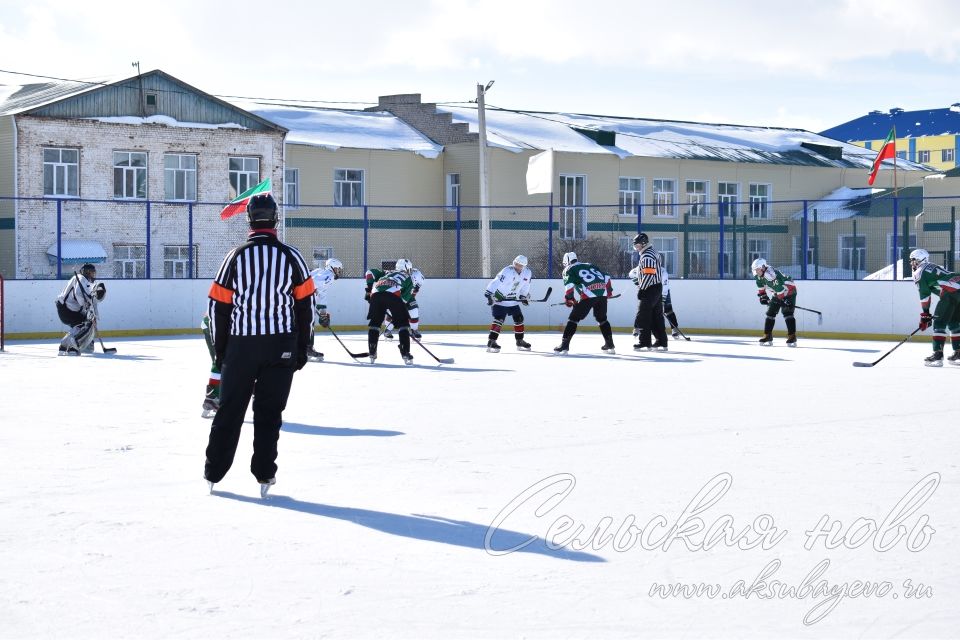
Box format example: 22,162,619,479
243,104,442,159
787,186,880,221
0,79,111,116
81,115,247,130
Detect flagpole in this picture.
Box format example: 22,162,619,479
892,125,898,196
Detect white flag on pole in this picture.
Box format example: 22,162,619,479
526,150,554,195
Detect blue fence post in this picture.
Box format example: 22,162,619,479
455,205,461,279
145,201,152,279
56,199,63,279
547,202,554,279
801,200,809,280
892,196,899,281
718,203,725,279
188,202,194,279
362,205,369,273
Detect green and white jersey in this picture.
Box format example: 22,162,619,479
755,267,797,298
364,268,385,290
372,270,416,303
913,262,960,308
562,262,612,300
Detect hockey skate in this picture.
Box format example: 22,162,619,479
759,334,773,346
515,339,532,351
368,353,378,364
410,329,422,340
948,350,960,366
553,343,570,355
671,329,681,339
383,328,394,340
306,348,324,362
207,480,215,494
652,341,668,351
201,394,220,419
58,347,81,356
400,346,414,365
924,351,944,367
632,343,651,352
259,478,276,498
786,334,797,347
486,340,501,353
601,343,616,355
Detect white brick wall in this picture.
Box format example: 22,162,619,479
15,115,285,279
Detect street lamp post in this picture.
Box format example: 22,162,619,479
477,80,494,278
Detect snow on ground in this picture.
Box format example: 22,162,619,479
1,331,958,639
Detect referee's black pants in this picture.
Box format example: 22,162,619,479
634,283,668,348
205,333,297,484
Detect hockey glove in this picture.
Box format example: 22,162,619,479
85,306,97,321
485,291,495,306
318,311,331,328
364,289,371,302
520,296,529,306
919,311,933,331
564,296,577,308
758,293,770,305
94,282,107,301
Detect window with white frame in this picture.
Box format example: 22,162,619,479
943,148,955,163
748,183,771,219
886,233,917,264
113,244,146,278
229,156,260,198
285,168,299,208
653,237,677,274
163,153,197,201
747,239,770,266
718,182,738,217
652,179,676,217
722,237,736,276
686,180,708,217
559,174,586,239
163,245,198,278
619,177,643,215
445,173,460,210
793,235,819,266
313,246,334,269
840,235,867,271
687,238,710,275
43,147,79,197
917,150,931,164
896,151,907,160
334,169,364,206
114,151,147,199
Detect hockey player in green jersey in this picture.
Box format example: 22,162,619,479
554,252,616,354
365,259,417,364
752,258,798,346
909,248,960,367
200,314,220,418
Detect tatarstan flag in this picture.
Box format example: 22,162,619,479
867,128,896,186
220,178,272,220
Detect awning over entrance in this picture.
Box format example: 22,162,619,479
46,240,108,265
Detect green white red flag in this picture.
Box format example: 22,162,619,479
220,178,272,220
867,128,896,186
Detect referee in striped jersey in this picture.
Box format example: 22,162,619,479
631,233,668,351
204,193,316,496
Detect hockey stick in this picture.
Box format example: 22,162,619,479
412,336,455,364
790,305,823,326
529,286,553,303
664,313,691,341
92,315,117,354
72,270,117,353
550,293,621,307
326,326,369,361
852,327,923,367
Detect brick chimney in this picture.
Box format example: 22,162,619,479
368,94,477,145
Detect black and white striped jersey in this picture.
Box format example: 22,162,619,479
635,245,662,290
208,231,316,339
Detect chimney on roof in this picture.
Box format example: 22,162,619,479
868,110,883,115
951,103,960,112
367,93,477,145
889,107,904,114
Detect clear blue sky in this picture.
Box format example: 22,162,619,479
2,0,958,133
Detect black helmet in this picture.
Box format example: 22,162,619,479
633,233,649,247
80,263,97,280
247,193,278,228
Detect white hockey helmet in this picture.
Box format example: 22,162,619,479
395,258,413,274
562,251,578,267
411,268,425,289
513,255,528,268
751,257,768,274
909,248,929,269
325,257,344,278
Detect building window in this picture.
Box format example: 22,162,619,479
749,183,771,219
334,169,364,206
446,173,460,210
722,237,736,276
313,246,334,269
43,147,79,197
917,150,930,163
718,182,738,217
943,148,955,163
285,168,299,208
652,237,677,274
896,151,907,160
687,238,710,275
686,180,708,217
793,236,819,266
163,154,197,201
113,244,146,278
229,156,260,198
163,245,198,278
114,151,148,199
559,174,586,239
747,239,770,267
887,233,917,264
840,235,867,272
652,179,676,217
618,177,643,215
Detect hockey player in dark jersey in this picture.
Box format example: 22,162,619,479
910,248,960,367
366,258,416,364
752,258,798,346
554,252,616,354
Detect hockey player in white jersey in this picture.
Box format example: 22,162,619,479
306,258,343,362
55,263,106,355
484,255,533,352
385,268,425,340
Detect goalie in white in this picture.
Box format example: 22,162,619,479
55,263,106,355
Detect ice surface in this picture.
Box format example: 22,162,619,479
1,332,957,638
